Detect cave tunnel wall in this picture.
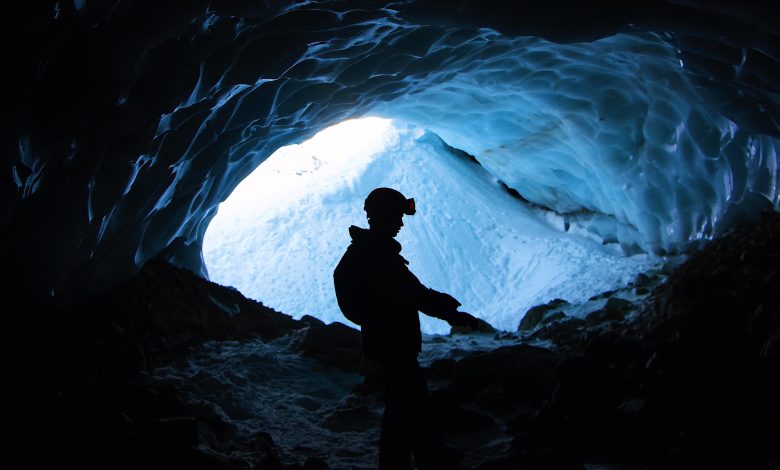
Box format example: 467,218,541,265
2,0,779,307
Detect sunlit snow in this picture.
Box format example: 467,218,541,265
203,118,659,334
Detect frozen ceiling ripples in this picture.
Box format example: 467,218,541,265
3,1,779,302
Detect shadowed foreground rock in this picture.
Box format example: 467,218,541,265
3,213,779,469
467,212,780,469
3,259,308,469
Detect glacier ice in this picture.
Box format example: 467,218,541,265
190,27,780,305
5,3,780,305
369,32,780,254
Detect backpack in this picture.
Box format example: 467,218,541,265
333,248,369,326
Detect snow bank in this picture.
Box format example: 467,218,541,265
204,119,657,333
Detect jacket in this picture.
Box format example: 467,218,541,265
333,225,460,360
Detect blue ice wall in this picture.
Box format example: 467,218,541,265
5,3,779,302
372,32,780,254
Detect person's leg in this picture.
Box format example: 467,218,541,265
379,356,462,469
403,360,447,470
380,356,448,469
378,359,414,470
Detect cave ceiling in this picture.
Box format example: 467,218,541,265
2,0,778,305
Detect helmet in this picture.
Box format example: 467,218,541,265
364,187,416,218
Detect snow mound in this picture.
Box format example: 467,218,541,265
204,119,657,333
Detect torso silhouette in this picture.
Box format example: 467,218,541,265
334,225,459,360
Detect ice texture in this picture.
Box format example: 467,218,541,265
6,2,779,303
165,26,780,297
370,32,780,254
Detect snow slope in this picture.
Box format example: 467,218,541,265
203,118,658,334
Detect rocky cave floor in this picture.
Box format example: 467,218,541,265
4,212,780,470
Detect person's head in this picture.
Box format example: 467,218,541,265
364,187,415,238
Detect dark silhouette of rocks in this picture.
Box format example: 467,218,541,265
451,317,497,335
293,315,364,372
469,212,780,469
3,259,308,469
518,298,570,331
3,213,780,469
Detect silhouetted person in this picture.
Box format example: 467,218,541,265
333,187,479,470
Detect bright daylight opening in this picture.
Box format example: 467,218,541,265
203,117,658,334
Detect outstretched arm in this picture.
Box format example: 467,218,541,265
418,288,480,331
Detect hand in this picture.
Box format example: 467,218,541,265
447,311,480,331
436,292,461,312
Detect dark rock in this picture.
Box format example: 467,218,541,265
519,298,569,331
451,344,559,407
585,297,634,325
251,430,275,447
300,315,326,327
303,457,330,470
761,330,780,362
144,416,199,448
430,386,460,422
529,317,588,349
588,288,618,301
5,202,779,469
583,334,645,370
477,449,584,470
2,259,302,470
660,255,687,275
428,358,456,379
451,316,496,335
617,397,646,414
431,384,497,435
293,321,363,371
634,272,653,287
748,304,778,339
452,407,496,433
71,259,303,368
540,311,566,326
320,406,377,432
604,297,634,320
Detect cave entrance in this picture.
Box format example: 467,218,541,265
203,117,658,334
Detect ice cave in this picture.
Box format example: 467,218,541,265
3,1,779,469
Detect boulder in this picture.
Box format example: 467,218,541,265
293,321,363,371
451,317,496,335
450,344,560,407
519,299,570,331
